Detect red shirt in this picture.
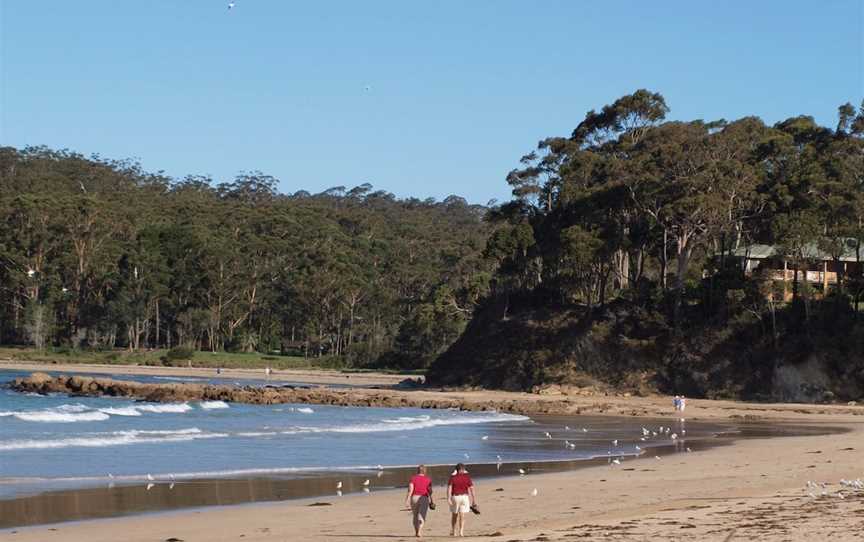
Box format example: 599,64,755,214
410,474,432,496
449,473,473,495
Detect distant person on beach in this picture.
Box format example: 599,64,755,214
673,395,681,411
680,396,687,412
405,464,433,537
265,366,272,379
447,463,477,537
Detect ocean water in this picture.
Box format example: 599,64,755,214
0,369,700,503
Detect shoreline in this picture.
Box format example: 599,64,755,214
0,414,757,529
0,360,408,388
1,413,860,541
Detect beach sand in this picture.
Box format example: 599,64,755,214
1,391,863,541
0,360,407,388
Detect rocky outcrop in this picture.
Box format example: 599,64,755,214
8,373,577,416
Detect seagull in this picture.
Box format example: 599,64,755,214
611,458,621,465
564,426,570,431
518,468,527,475
686,447,692,453
481,435,489,440
530,488,538,497
582,428,588,433
544,432,552,439
26,269,35,277
611,440,618,447
107,473,114,479
377,464,384,470
655,456,662,460
363,487,370,494
169,482,175,490
671,433,678,440
362,479,370,487
635,445,641,451
336,481,342,489
228,2,235,9
146,474,154,481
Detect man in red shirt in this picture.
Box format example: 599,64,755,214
447,463,477,537
405,464,433,537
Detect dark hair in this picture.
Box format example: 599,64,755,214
455,462,466,472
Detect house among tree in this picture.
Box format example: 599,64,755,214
731,239,863,301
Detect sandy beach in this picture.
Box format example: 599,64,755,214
0,360,408,388
2,374,863,542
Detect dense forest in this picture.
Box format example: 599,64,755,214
429,91,864,401
0,147,491,369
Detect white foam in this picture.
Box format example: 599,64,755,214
199,401,229,410
98,406,142,417
282,413,529,435
295,407,314,414
0,428,222,451
12,410,110,423
136,403,193,413
153,376,205,382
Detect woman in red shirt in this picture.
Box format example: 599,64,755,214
405,464,433,537
447,463,477,537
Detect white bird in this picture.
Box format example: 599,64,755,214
376,470,384,478
336,481,342,489
641,427,650,436
146,474,154,481
169,482,175,490
611,458,621,466
107,473,114,479
582,428,588,433
544,432,552,439
362,479,370,486
671,433,678,440
227,2,235,9
686,447,692,453
611,440,618,447
635,445,641,451
564,426,570,431
518,468,527,475
146,483,154,491
26,269,35,277
655,456,662,460
61,287,68,293
481,435,489,440
377,465,383,470
530,488,538,497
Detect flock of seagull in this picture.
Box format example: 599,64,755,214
116,420,693,497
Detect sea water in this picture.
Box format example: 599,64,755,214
0,369,699,502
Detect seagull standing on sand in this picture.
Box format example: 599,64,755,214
362,479,370,487
336,481,342,489
518,468,527,475
530,488,538,497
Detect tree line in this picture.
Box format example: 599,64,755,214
0,147,491,368
486,90,864,327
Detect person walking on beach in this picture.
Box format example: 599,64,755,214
405,465,433,537
447,463,477,537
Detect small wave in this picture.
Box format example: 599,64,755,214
135,403,192,413
0,428,222,451
199,401,229,410
11,410,110,423
98,406,142,416
295,407,314,414
236,431,278,437
281,413,529,435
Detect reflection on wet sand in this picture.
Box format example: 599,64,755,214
0,419,839,529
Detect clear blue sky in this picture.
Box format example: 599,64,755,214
1,1,862,204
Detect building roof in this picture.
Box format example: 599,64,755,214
732,239,862,263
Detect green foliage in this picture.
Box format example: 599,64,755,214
0,147,492,368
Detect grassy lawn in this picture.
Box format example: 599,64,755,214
0,346,425,375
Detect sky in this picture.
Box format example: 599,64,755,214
1,1,862,204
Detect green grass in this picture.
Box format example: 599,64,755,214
0,346,426,375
